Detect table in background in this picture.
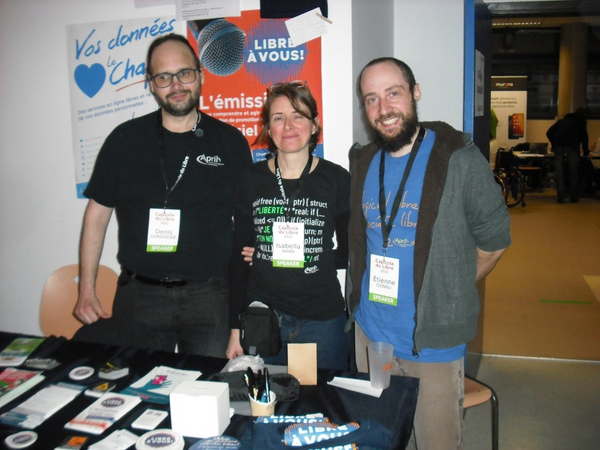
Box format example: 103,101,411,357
512,151,599,191
512,151,552,190
0,332,418,449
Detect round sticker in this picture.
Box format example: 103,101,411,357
136,429,184,450
5,431,38,449
69,366,94,380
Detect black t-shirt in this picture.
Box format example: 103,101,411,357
229,157,350,326
85,110,252,281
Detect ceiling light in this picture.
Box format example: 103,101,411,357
493,21,543,26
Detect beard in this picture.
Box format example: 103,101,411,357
371,100,419,153
155,86,200,117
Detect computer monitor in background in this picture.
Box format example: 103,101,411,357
513,142,530,153
529,142,549,154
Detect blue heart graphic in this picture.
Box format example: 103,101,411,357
74,63,106,98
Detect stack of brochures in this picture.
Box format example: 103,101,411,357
0,382,85,428
64,392,141,435
121,365,201,404
0,367,45,408
0,337,44,367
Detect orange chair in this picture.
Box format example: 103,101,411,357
40,264,118,338
464,375,499,450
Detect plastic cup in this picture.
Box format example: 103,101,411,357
368,342,394,389
248,391,277,416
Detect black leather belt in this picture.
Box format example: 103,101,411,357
124,269,187,287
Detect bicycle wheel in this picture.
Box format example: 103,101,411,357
505,170,526,208
494,173,508,203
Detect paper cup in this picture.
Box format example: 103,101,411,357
368,342,394,389
248,391,276,417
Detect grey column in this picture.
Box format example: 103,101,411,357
557,22,588,118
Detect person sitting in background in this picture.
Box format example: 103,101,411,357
591,136,600,155
588,136,600,194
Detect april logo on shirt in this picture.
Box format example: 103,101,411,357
304,265,319,274
196,154,224,166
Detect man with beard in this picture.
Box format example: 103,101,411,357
73,34,251,357
347,58,510,449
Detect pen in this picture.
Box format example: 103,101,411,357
264,368,270,402
243,373,253,399
246,367,256,400
256,370,264,402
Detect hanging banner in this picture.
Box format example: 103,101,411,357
490,76,528,146
187,9,323,162
67,17,183,198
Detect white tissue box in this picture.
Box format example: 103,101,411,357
169,380,230,438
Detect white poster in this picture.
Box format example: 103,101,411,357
490,76,528,148
67,17,183,198
175,0,241,21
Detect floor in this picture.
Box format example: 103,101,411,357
464,190,600,449
483,191,600,360
463,356,600,450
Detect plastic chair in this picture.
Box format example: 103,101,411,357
40,264,118,339
464,375,499,450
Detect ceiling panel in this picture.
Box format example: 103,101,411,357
485,0,600,27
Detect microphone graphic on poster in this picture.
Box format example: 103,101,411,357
196,19,246,76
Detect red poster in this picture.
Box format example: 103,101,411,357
187,10,323,161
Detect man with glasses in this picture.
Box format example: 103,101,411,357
74,34,252,357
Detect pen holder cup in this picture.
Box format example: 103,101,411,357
248,391,277,416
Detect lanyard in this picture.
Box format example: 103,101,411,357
378,127,425,255
274,153,313,221
156,110,199,209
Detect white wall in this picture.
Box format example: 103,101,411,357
321,1,355,168
350,0,465,141
351,0,394,146
394,0,465,129
0,0,465,336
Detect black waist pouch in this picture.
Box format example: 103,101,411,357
239,305,282,357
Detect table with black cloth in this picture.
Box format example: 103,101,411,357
0,331,418,449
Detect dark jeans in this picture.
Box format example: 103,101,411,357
553,146,581,200
112,272,230,358
263,311,350,371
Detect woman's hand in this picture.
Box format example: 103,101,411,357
242,246,255,265
226,329,244,359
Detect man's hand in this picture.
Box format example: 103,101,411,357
73,293,111,324
74,199,114,325
226,329,244,359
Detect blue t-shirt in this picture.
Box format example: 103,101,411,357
355,130,465,362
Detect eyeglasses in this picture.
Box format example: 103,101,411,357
267,80,309,94
149,68,201,88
